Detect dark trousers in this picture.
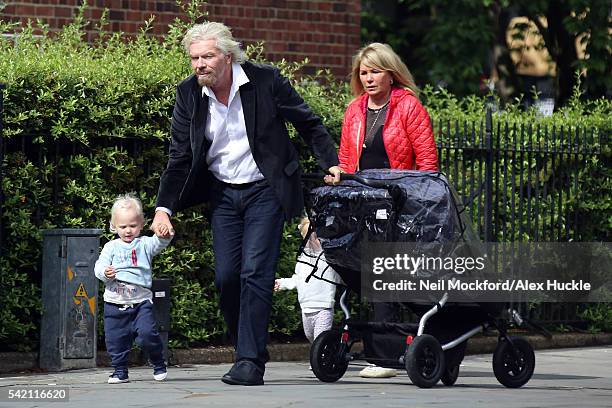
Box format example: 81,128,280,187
210,179,284,368
104,300,165,372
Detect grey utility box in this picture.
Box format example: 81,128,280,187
40,228,103,371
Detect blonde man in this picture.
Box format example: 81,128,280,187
152,22,342,386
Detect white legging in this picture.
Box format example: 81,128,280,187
302,308,334,343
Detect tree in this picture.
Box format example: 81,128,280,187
361,0,611,105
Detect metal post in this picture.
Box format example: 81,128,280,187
147,278,172,364
484,97,494,243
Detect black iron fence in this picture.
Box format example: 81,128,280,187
0,86,608,326
435,106,607,327
437,108,606,244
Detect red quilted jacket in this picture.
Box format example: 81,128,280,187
338,88,438,172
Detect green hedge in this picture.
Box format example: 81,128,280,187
1,6,610,351
0,4,350,351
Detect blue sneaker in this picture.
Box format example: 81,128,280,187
153,366,167,381
108,370,129,384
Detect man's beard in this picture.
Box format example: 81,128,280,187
196,71,217,87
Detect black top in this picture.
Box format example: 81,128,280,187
359,106,390,170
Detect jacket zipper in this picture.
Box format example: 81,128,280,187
355,120,362,171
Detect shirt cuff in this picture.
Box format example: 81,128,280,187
155,207,173,217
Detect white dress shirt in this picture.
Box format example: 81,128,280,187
202,63,264,184
157,63,264,216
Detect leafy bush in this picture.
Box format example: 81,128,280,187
1,2,609,351
580,303,612,333
0,1,347,351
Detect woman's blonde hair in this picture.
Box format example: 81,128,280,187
349,42,419,99
109,193,145,233
182,22,247,64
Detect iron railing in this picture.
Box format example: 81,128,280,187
435,106,607,327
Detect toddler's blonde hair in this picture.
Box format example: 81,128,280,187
109,193,145,233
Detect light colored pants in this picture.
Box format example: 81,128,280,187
302,308,333,343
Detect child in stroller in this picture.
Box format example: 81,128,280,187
302,169,536,388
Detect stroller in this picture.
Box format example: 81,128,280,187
302,169,535,388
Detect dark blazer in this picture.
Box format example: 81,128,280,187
156,61,339,220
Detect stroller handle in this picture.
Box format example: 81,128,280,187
301,172,396,189
337,173,395,189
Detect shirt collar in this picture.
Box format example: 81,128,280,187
201,63,250,99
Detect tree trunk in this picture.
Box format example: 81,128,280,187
546,1,577,106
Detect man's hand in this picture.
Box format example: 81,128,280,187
152,211,175,239
324,165,344,185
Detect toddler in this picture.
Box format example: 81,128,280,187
275,217,342,343
94,193,173,384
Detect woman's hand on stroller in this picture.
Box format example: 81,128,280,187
324,166,344,185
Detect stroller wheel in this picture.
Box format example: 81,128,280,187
405,334,445,388
310,330,349,382
492,336,535,388
441,364,460,386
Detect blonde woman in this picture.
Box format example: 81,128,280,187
334,43,439,378
337,42,438,173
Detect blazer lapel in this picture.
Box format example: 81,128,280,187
191,84,209,160
240,80,257,147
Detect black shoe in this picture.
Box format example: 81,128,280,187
221,360,264,386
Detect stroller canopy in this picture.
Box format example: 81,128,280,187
307,169,476,277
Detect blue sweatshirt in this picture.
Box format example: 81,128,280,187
94,235,171,289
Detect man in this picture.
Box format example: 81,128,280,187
151,22,342,386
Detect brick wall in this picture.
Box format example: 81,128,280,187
0,0,361,76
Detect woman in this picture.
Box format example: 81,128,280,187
333,43,439,378
336,42,438,173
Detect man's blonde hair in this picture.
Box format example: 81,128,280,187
182,22,247,64
109,193,145,233
349,42,419,99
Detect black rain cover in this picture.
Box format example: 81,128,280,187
307,169,480,288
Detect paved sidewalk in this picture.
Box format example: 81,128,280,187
1,346,611,408
3,332,612,374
